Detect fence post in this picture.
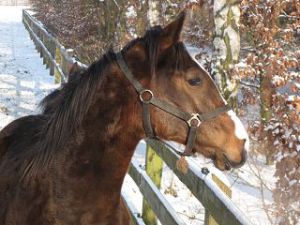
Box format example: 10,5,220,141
44,35,50,69
54,46,62,84
142,144,163,225
66,49,74,77
48,39,56,75
204,174,232,225
61,48,74,82
41,33,47,65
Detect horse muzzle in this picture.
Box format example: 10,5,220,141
223,150,247,170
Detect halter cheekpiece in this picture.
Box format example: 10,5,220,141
116,52,231,156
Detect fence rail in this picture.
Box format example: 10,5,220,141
22,9,252,225
143,139,252,225
22,10,87,83
0,0,30,6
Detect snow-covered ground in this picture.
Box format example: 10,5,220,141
0,6,276,225
0,6,58,129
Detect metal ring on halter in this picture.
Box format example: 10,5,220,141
139,89,154,104
187,113,201,127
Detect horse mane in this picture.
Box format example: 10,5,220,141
39,88,62,115
20,50,115,178
39,63,86,115
22,25,184,178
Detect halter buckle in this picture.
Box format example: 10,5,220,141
187,113,201,127
139,89,154,104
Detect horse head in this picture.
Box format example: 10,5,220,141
120,12,249,170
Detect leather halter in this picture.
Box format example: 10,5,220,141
116,52,231,156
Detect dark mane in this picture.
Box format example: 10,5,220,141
122,26,163,76
22,50,116,177
23,26,185,178
39,64,86,114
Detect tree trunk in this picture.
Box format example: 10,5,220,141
211,0,240,111
136,1,149,36
260,72,275,165
148,0,161,26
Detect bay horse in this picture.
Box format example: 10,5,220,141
0,12,249,225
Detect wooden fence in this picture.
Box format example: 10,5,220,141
22,9,253,225
0,0,30,6
22,10,87,84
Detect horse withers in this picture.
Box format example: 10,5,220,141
0,12,248,225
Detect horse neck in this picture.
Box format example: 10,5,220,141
40,66,145,223
60,65,145,198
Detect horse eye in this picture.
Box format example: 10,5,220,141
188,77,201,86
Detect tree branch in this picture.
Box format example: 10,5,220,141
240,80,260,89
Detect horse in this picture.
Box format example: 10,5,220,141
39,62,85,115
0,12,249,225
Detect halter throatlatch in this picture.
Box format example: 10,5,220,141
116,52,231,157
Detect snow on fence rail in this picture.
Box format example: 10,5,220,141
22,9,252,225
22,10,87,83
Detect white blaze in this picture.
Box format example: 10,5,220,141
228,110,250,151
187,46,250,151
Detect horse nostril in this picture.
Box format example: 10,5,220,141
241,150,247,164
223,151,247,169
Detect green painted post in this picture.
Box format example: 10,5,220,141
142,144,163,225
49,40,56,76
54,46,61,84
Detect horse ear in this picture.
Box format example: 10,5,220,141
160,11,186,51
127,42,147,61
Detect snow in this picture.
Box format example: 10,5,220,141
122,140,276,225
223,26,240,61
0,6,277,225
213,0,227,16
0,6,58,130
187,0,199,3
213,38,227,60
272,75,284,85
126,5,137,18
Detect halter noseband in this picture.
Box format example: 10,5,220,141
116,52,231,156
